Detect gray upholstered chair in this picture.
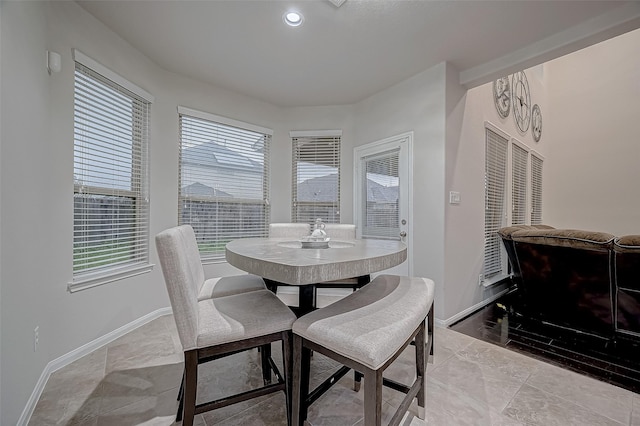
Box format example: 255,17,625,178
269,222,311,238
156,225,297,426
291,274,435,425
315,223,370,292
323,223,356,239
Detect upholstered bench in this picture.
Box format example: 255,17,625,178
291,274,435,426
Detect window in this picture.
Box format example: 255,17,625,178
178,107,271,261
511,142,529,225
483,122,544,284
484,127,509,280
71,50,153,292
530,153,543,224
291,131,341,225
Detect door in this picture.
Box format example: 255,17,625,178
354,132,412,276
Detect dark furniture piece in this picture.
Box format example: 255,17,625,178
510,228,615,338
614,235,640,338
500,226,640,342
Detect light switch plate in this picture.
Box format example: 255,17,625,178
449,191,461,204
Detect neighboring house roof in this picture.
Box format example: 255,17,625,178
182,182,232,198
367,179,398,203
296,173,398,203
182,141,263,172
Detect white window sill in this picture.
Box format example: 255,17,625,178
68,263,155,293
482,273,510,288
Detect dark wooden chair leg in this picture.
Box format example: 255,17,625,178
282,331,293,426
176,369,185,421
292,334,304,426
415,320,426,419
354,370,363,391
363,367,382,426
261,343,272,385
182,350,198,426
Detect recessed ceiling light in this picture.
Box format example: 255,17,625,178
284,11,304,27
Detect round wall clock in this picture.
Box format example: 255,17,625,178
493,77,511,118
512,71,531,133
532,104,542,142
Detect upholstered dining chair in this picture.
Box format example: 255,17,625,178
291,274,435,425
315,223,370,293
268,222,311,238
156,225,296,426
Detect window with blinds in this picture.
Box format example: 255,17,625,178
511,143,529,225
484,128,508,279
291,133,341,225
531,153,544,224
361,149,400,239
178,107,271,261
72,50,152,291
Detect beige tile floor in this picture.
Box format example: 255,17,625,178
29,313,640,426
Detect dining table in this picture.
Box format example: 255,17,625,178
225,236,408,419
225,236,408,315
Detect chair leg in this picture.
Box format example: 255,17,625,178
363,368,383,426
182,350,198,426
176,369,185,421
354,370,363,392
261,343,272,385
415,320,427,420
282,331,293,426
291,334,304,426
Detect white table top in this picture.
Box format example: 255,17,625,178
225,237,407,286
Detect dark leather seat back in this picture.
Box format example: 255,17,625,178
511,229,615,337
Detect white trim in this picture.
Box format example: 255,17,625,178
68,263,155,293
353,132,414,276
72,49,154,102
511,137,531,153
531,149,545,161
289,130,342,138
177,106,273,136
459,2,640,88
439,287,511,327
17,307,173,426
484,121,511,141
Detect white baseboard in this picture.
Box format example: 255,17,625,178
439,288,510,327
18,306,172,426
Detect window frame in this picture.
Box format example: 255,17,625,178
177,106,272,263
69,49,154,292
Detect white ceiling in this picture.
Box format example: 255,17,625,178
77,1,640,108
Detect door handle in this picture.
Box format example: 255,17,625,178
399,231,407,237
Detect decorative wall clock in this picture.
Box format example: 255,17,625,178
532,104,542,142
493,77,511,118
512,71,531,133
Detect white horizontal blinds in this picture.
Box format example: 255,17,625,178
511,143,528,225
361,149,400,239
530,153,543,225
179,112,270,260
484,128,508,279
73,62,150,277
292,135,341,225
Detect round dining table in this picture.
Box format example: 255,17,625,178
225,237,407,295
226,237,407,418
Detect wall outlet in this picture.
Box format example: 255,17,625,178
478,274,484,286
34,326,39,352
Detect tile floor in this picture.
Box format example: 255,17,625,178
451,290,640,395
29,311,640,425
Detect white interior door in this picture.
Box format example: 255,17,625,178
354,132,412,277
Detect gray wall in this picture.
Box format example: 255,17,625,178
2,1,639,423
